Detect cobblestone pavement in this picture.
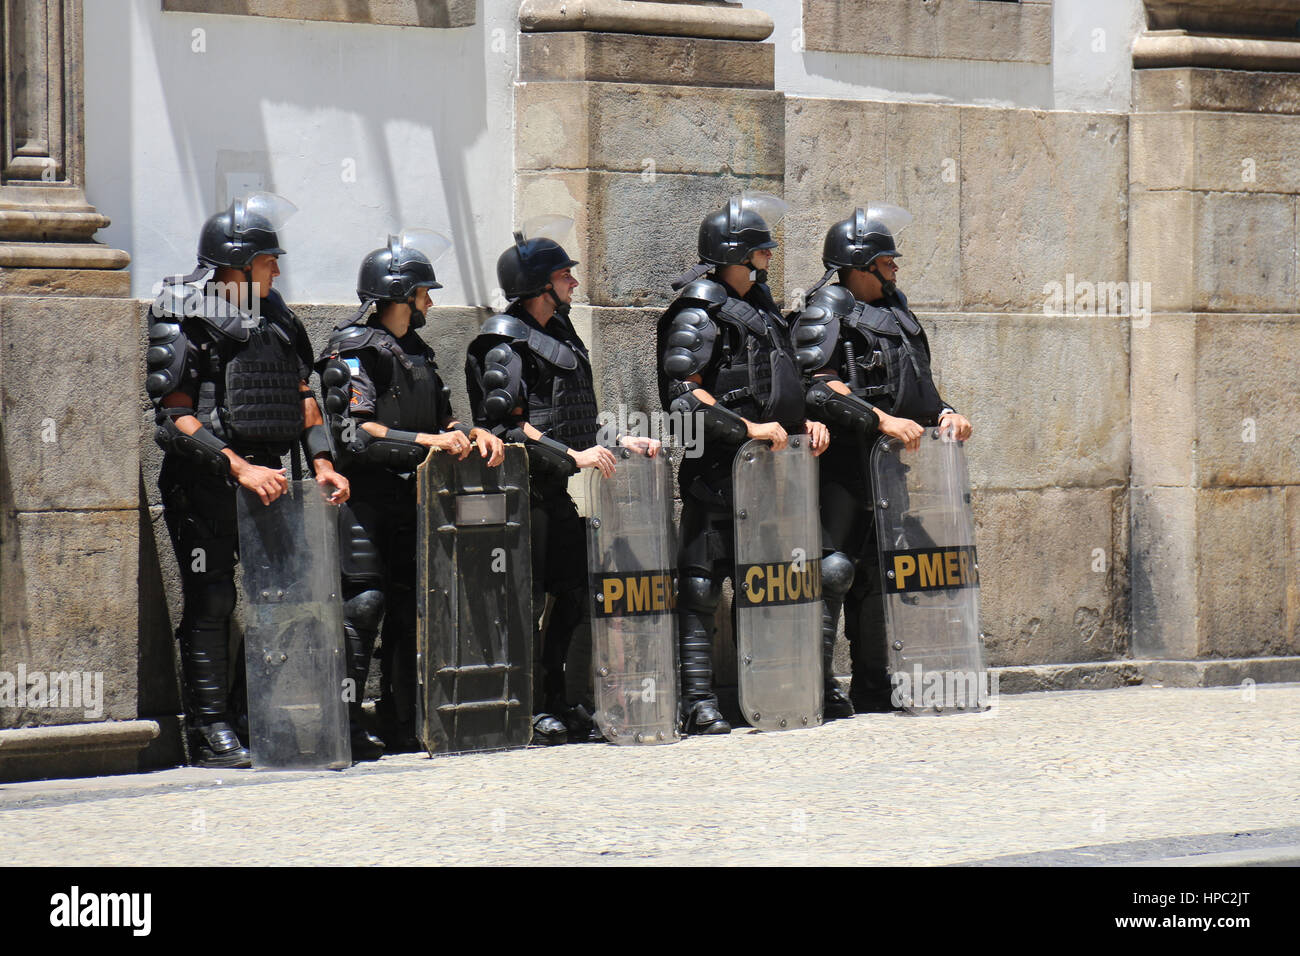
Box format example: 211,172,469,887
2,684,1298,866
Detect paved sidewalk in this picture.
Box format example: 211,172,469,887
2,684,1297,866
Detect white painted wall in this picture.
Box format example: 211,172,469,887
1051,0,1148,112
755,0,1145,112
84,0,520,304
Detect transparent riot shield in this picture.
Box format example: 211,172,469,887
732,436,823,731
237,481,350,770
417,444,532,753
586,449,679,745
871,428,989,714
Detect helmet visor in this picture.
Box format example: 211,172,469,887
857,202,912,245
236,191,298,234
734,191,789,232
521,214,575,244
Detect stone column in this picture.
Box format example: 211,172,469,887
515,0,780,704
1128,0,1300,665
0,0,155,781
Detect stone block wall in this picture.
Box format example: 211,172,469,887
1129,80,1300,661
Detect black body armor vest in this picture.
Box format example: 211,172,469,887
371,334,451,435
839,298,944,427
710,295,805,432
198,314,302,453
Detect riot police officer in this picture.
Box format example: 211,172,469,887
466,219,657,745
794,204,972,713
145,192,350,768
317,231,505,759
657,193,829,736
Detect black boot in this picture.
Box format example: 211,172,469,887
678,574,731,736
846,580,900,713
343,588,387,760
821,552,856,721
822,614,856,722
345,625,385,761
178,585,251,769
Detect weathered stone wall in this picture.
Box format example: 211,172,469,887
1,278,141,731
1129,79,1300,662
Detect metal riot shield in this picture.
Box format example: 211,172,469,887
732,436,823,731
236,481,350,770
417,444,532,753
586,448,679,745
871,428,989,714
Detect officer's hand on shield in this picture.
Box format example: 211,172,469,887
571,445,617,478
419,429,473,460
804,420,830,457
747,420,788,450
876,412,924,452
618,435,661,458
233,459,290,506
938,412,973,442
470,427,506,467
313,462,350,504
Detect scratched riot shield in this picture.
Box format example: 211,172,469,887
871,428,989,714
586,448,679,745
237,481,350,770
417,444,532,753
732,436,823,731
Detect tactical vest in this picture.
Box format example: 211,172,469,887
371,333,450,435
523,321,600,452
711,296,805,432
197,316,303,452
840,299,944,426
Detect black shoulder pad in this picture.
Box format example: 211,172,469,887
792,304,841,374
808,284,857,320
662,306,718,380
326,324,383,357
676,279,728,311
478,313,532,343
145,320,190,401
150,280,204,321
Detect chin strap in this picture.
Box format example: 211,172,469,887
545,287,571,318
867,263,897,299
407,295,426,330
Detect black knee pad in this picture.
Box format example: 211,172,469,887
344,588,385,632
185,575,236,622
678,574,721,614
821,551,856,599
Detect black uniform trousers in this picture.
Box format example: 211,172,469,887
818,442,892,707
337,468,419,730
529,475,592,713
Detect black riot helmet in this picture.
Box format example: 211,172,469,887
822,202,912,270
497,215,578,301
197,192,297,269
698,192,787,266
357,229,449,303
